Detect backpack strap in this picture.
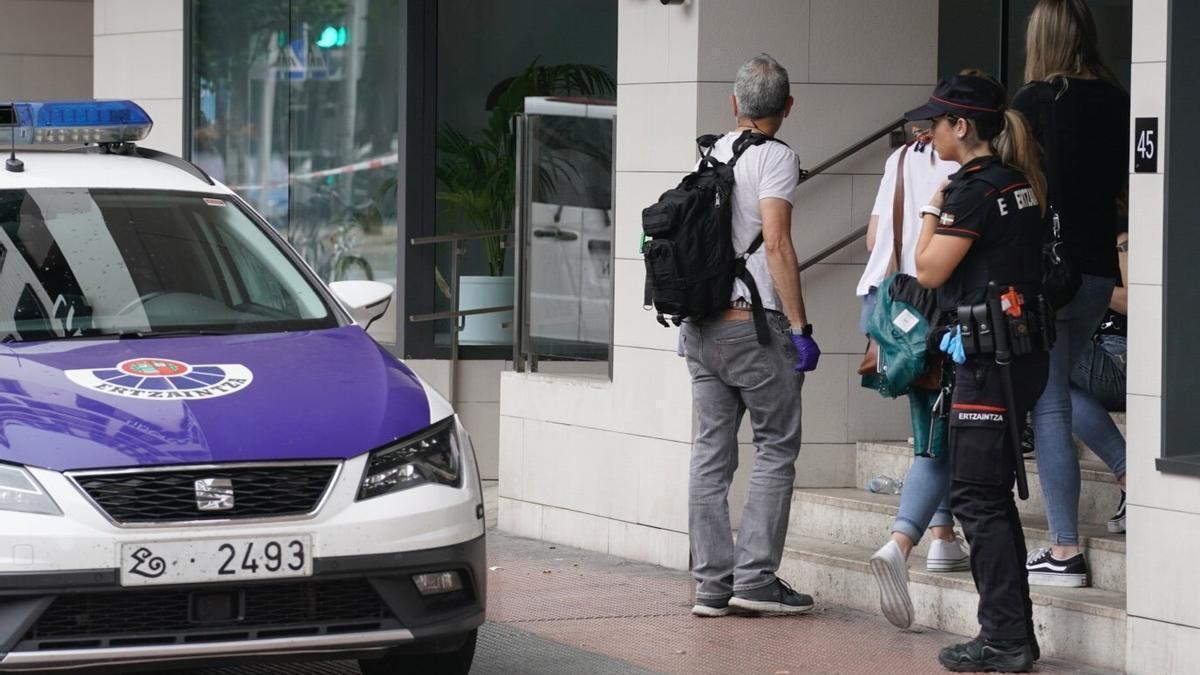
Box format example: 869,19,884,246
703,129,794,345
734,130,791,345
891,144,910,272
732,237,772,345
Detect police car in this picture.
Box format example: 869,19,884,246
0,101,485,673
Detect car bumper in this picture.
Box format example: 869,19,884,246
0,534,486,672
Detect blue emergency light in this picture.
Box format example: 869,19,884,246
0,100,152,145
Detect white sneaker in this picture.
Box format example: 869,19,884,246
926,537,970,573
869,540,913,629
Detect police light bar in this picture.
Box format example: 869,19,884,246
0,100,152,145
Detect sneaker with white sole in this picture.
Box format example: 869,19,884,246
1107,490,1127,534
1025,547,1089,587
691,596,733,617
926,537,970,573
727,578,814,615
870,540,913,629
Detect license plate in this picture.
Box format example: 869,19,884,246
119,536,312,587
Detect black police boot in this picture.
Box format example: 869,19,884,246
938,636,1034,672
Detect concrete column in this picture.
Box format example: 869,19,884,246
0,0,93,100
93,0,185,155
1122,1,1196,672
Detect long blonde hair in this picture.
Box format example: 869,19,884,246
1024,0,1120,86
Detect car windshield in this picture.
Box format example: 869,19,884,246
0,189,337,343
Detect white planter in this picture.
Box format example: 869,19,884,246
458,275,514,346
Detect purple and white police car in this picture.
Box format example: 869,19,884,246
0,101,485,673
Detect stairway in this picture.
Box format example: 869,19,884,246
780,415,1127,671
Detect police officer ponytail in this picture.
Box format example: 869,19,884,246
958,69,1048,216
993,109,1047,216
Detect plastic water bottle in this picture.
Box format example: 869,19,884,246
867,475,903,495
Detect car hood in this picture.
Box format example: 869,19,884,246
0,327,441,472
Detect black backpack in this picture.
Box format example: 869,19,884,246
640,130,787,345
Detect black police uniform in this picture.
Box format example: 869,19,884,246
935,155,1050,645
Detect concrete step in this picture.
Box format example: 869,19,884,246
789,487,1126,593
857,441,1123,527
779,533,1126,672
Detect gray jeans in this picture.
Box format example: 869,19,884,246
682,313,804,599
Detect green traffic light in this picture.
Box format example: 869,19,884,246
316,26,339,48
316,25,348,49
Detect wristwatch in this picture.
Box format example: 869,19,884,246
789,323,814,337
919,204,943,219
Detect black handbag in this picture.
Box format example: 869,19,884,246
1033,79,1082,309
1042,207,1081,309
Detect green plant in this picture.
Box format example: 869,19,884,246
435,60,615,276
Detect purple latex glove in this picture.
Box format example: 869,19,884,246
790,334,821,372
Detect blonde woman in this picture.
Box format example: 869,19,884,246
1012,0,1129,589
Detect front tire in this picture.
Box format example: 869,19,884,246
359,629,477,675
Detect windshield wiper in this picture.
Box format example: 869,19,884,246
116,329,237,339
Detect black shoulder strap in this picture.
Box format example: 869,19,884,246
729,129,789,167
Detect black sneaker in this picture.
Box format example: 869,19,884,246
1025,547,1089,587
728,578,814,615
691,596,732,617
938,637,1034,672
1108,490,1127,533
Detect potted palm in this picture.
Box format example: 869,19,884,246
436,59,614,345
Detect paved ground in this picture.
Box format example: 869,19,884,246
163,527,1113,675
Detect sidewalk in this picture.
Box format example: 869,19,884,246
183,529,1115,675
484,530,1115,675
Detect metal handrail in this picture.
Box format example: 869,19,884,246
408,228,517,403
795,117,906,272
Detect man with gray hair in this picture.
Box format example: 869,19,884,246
683,54,819,617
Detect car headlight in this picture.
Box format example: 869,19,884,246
358,418,461,500
0,464,62,516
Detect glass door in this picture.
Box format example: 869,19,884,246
516,98,615,364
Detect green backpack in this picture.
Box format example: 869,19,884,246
862,273,947,458
862,273,936,398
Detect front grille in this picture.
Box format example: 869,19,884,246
22,579,395,650
72,464,338,524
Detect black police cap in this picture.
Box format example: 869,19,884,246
904,74,1007,122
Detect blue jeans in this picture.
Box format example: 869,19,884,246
862,287,954,542
1032,274,1126,546
892,452,955,543
1071,335,1126,413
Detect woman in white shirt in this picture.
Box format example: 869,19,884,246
858,135,964,630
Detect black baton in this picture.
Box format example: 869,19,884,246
987,282,1030,501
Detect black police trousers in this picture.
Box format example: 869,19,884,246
948,353,1049,642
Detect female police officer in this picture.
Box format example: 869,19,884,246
907,72,1051,673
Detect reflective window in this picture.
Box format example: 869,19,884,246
189,1,400,302
0,189,336,343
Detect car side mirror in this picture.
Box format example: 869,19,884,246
329,280,393,331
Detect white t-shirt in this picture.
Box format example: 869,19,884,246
704,131,801,312
855,144,959,296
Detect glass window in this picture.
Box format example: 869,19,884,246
189,0,400,325
0,189,336,343
433,0,617,351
